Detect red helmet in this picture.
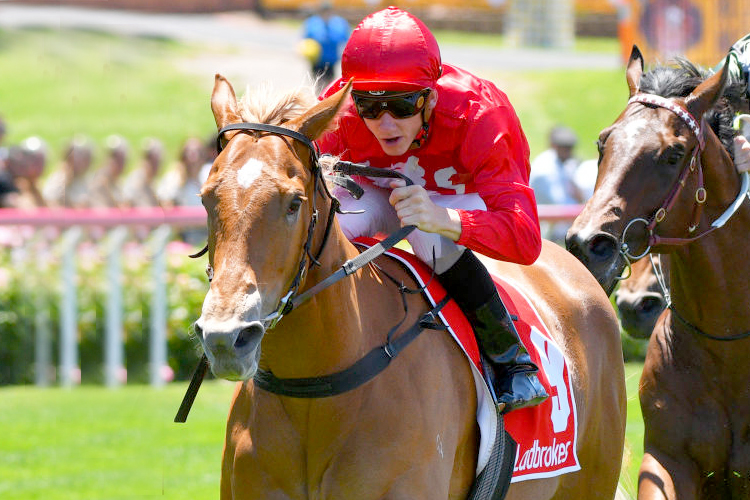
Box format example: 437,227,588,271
342,6,442,92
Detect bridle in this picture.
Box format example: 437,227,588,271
215,122,338,328
618,94,750,265
618,93,708,262
175,121,443,421
212,122,422,329
614,99,750,342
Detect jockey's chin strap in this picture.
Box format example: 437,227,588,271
619,94,750,262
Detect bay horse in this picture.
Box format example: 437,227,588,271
566,47,750,499
615,256,670,339
194,73,626,499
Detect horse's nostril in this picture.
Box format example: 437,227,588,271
193,322,203,338
235,324,263,350
638,297,665,315
588,234,618,260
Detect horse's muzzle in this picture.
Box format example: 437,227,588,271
566,230,624,295
194,320,265,380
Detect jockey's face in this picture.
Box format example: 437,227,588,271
363,111,423,156
361,89,437,156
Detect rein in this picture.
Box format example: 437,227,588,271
175,122,432,420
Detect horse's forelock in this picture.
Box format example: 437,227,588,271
238,83,318,126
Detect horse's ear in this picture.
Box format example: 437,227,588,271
626,45,644,98
685,56,730,120
289,79,353,141
211,74,243,130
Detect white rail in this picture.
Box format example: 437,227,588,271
0,204,583,387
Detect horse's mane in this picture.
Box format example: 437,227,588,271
640,59,749,159
237,83,318,126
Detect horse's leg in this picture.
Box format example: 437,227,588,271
637,450,700,500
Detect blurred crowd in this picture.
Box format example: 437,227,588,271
0,115,216,212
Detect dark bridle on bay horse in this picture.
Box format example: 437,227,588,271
616,94,750,341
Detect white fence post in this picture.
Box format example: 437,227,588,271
34,291,52,387
105,226,129,388
149,224,171,388
59,227,82,388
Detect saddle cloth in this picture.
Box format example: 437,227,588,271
354,238,581,482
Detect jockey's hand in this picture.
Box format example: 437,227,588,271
388,179,462,241
734,135,750,174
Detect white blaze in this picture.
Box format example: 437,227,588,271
237,158,265,188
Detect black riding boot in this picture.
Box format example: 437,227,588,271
438,249,548,413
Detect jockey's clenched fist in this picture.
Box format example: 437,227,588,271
388,179,462,241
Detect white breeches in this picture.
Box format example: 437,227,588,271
334,184,486,274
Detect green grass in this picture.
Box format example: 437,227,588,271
0,380,237,499
0,364,646,499
0,28,216,168
621,362,645,498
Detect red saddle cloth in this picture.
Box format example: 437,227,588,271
354,238,580,482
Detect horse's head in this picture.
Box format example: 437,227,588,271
194,75,351,380
614,256,669,339
566,46,739,295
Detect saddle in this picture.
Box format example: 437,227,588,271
353,237,581,487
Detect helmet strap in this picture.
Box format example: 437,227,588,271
410,109,430,149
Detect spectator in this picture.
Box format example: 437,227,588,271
0,115,7,165
121,137,164,208
199,133,218,184
42,136,94,208
300,1,350,92
0,116,14,201
158,137,208,245
6,137,48,209
529,125,586,243
88,134,128,208
0,146,21,208
158,137,205,209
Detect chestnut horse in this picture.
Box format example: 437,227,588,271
194,73,625,499
615,256,670,339
567,47,750,499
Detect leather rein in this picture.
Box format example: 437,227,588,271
175,122,447,421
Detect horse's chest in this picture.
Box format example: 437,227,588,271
683,398,750,472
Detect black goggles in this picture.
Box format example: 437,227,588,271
352,89,430,120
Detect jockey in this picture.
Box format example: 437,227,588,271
317,6,547,413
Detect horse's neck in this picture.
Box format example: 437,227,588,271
258,231,378,379
669,202,750,336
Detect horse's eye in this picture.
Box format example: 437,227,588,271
287,197,303,216
664,144,686,165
